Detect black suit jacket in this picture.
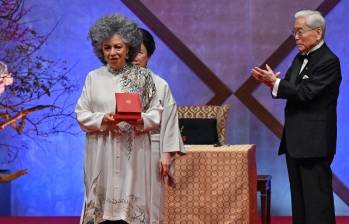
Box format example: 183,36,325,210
277,43,342,158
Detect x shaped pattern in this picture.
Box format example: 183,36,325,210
122,0,348,206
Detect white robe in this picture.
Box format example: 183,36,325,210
76,66,162,224
149,74,186,223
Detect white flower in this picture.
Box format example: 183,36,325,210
0,61,13,95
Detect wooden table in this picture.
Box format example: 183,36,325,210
164,144,257,224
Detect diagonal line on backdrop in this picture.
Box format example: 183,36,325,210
121,0,232,105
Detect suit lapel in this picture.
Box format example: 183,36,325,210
290,56,303,84
294,44,328,84
296,63,310,83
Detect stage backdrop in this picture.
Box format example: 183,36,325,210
0,0,348,216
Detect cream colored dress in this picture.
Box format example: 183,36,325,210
76,65,162,224
149,74,186,223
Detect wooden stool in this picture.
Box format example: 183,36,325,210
257,175,272,224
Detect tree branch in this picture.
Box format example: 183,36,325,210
0,104,52,131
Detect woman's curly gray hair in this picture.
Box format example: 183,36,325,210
89,15,142,64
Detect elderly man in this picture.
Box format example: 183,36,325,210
251,10,341,224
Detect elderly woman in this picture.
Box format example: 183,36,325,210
133,28,185,223
75,15,162,224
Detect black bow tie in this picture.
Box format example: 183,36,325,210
297,53,312,61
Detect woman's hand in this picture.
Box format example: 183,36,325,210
159,152,174,177
102,113,115,124
0,169,28,183
128,118,143,126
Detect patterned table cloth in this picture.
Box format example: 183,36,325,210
164,144,257,224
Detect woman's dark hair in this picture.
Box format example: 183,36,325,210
139,28,156,57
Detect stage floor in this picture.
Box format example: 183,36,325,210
0,216,348,224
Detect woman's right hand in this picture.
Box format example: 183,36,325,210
102,113,115,124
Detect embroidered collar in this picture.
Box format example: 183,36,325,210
107,64,128,76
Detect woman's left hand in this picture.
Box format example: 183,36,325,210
159,152,173,177
127,118,143,126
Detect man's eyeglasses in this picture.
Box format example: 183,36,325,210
291,27,319,37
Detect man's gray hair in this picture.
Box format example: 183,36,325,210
295,10,326,38
89,15,142,64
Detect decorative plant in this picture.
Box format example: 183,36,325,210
0,0,76,162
